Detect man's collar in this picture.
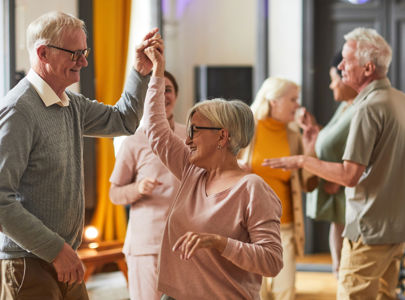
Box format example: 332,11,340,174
26,69,70,107
354,78,391,104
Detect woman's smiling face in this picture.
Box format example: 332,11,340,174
185,112,221,168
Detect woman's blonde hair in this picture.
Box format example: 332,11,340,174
187,99,255,156
26,11,86,64
250,77,299,121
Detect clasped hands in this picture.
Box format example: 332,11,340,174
134,28,164,76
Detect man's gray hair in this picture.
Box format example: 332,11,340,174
26,11,86,64
344,27,392,76
187,99,255,156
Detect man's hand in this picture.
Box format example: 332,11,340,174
172,232,227,260
52,242,84,284
134,28,164,75
262,155,305,170
138,177,162,196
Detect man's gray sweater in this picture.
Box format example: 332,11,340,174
0,69,148,262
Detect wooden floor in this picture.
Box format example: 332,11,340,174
87,252,405,300
296,253,337,300
296,272,337,300
86,253,339,300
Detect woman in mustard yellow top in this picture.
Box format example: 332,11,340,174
240,78,316,300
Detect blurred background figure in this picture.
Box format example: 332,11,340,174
109,71,186,300
300,52,358,278
240,77,317,300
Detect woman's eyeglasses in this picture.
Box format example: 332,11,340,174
187,125,222,139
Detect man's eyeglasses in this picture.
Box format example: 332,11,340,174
47,45,91,61
187,125,222,139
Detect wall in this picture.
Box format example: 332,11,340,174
125,0,158,82
163,0,257,123
269,0,303,87
14,0,304,120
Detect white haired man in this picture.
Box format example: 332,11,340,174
264,27,405,299
0,11,162,299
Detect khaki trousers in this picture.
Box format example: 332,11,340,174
0,257,89,300
261,224,296,300
338,237,404,300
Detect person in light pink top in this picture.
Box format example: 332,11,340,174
109,71,186,300
141,41,283,300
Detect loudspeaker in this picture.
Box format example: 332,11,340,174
194,65,253,105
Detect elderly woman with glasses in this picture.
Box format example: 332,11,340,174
140,45,283,300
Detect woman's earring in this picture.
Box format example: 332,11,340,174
217,144,222,150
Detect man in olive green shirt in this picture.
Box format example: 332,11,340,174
265,28,405,299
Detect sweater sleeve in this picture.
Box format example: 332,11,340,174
0,108,64,262
142,76,190,180
109,136,143,205
221,179,283,277
80,68,150,137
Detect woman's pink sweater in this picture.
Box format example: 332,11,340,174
143,77,283,300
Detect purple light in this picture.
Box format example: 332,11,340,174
161,0,169,16
176,0,193,18
346,0,370,4
161,0,193,18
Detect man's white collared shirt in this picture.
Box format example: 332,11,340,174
26,69,70,107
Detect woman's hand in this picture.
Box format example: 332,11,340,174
138,177,162,196
172,232,227,260
262,155,305,170
144,39,165,78
296,108,320,154
302,124,320,155
297,108,318,130
323,181,341,195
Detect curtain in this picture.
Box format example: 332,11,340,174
91,0,132,241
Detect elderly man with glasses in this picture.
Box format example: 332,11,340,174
0,11,163,300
